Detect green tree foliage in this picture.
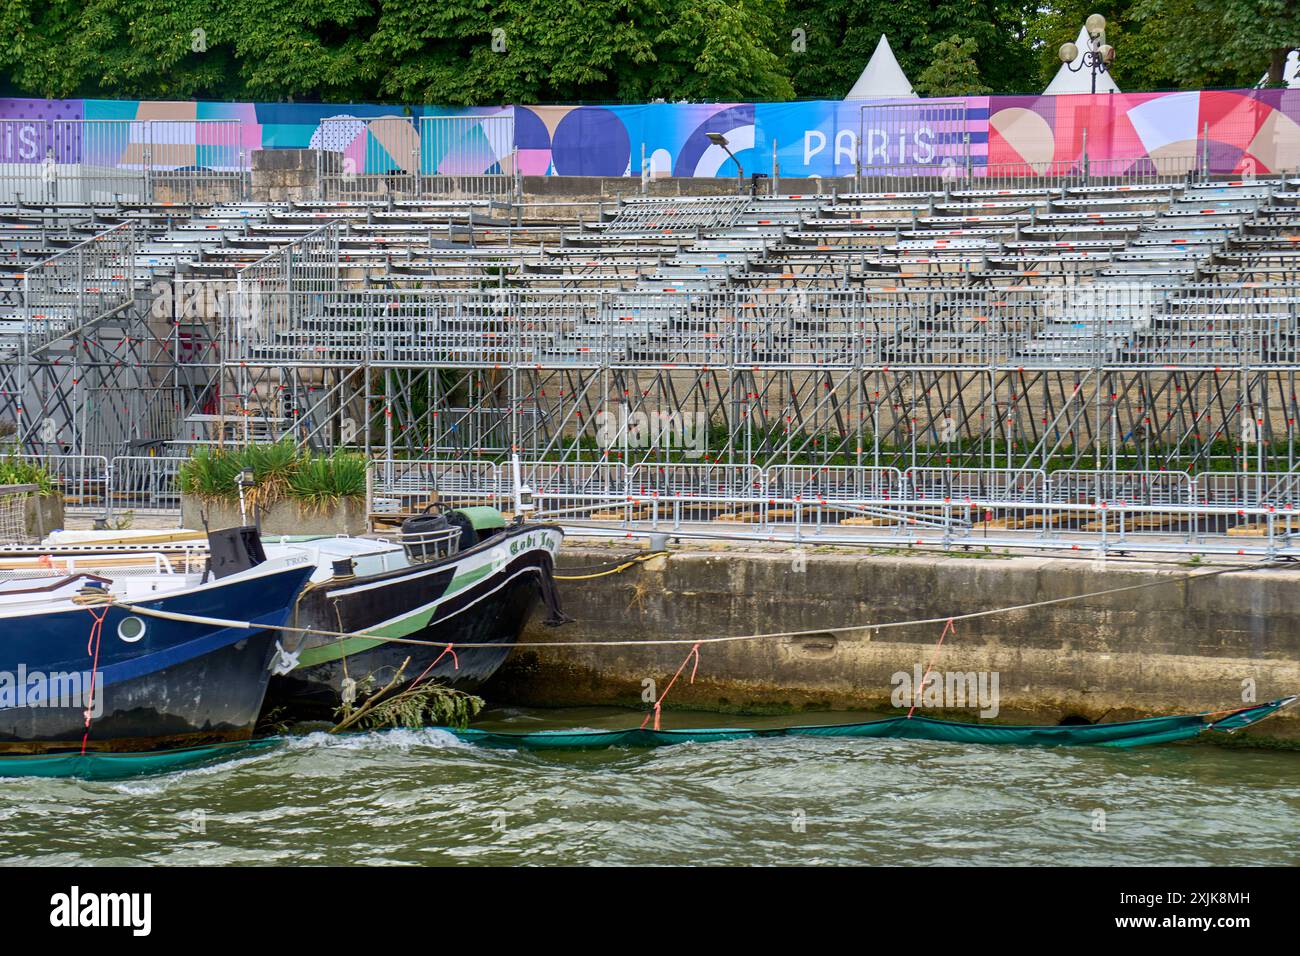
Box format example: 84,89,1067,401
370,0,793,105
0,0,1292,102
230,0,377,102
0,0,795,103
1031,1,1298,92
782,0,1037,98
1131,0,1298,89
653,0,796,102
915,36,992,96
0,0,376,100
0,0,96,98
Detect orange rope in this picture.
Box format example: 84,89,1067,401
409,643,460,691
907,618,955,719
80,607,109,755
641,642,702,731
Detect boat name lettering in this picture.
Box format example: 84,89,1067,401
510,531,559,556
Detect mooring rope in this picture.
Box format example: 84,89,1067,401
553,551,668,581
640,642,701,731
80,606,109,755
907,618,955,719
102,558,1274,652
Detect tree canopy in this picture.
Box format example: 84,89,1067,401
0,0,1294,103
914,36,993,97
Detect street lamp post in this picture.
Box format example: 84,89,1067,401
1059,13,1116,95
706,132,744,194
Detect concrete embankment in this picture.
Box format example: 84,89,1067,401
483,543,1300,744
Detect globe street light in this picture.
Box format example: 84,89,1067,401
1059,13,1116,94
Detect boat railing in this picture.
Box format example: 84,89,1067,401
394,524,464,563
0,550,205,580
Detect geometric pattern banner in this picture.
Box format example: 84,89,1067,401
1,88,1297,178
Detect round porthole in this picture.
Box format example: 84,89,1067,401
117,616,147,643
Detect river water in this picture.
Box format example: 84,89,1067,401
2,706,1297,866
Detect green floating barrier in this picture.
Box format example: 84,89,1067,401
0,739,280,781
449,697,1298,752
0,698,1292,780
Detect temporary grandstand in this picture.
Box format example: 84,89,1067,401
2,115,1300,558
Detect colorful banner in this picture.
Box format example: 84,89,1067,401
0,89,1298,177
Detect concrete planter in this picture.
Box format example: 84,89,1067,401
180,495,368,537
24,491,64,538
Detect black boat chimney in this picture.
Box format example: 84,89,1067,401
207,526,268,579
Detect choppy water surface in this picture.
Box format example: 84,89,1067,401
2,706,1298,866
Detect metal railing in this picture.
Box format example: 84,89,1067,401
0,118,246,204
216,283,1300,371
23,452,1300,558
31,454,111,514
857,99,970,193
316,113,517,201
363,458,1300,557
369,458,503,514
419,114,516,200
19,222,137,357
856,150,1202,194
108,455,187,515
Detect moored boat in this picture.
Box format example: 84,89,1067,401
0,528,314,755
261,508,568,720
10,508,570,726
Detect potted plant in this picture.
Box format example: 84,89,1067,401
179,442,368,536
0,451,64,539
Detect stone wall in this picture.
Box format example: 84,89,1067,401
484,544,1300,743
251,149,339,202
245,157,858,208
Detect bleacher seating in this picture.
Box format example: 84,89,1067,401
1,172,1297,464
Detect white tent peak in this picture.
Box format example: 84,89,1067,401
1044,25,1120,95
845,35,916,100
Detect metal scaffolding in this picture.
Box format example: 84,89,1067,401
2,165,1299,554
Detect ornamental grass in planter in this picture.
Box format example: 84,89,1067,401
179,443,367,533
0,451,56,496
0,450,63,538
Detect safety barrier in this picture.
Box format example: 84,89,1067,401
359,459,1300,557
0,118,246,204
316,114,516,201
14,451,1299,558
36,454,111,515
107,455,188,516
369,458,503,515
